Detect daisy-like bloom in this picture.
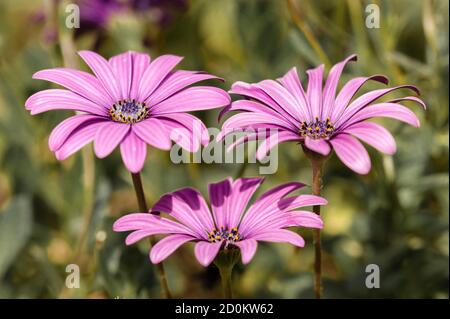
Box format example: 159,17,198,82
113,177,326,266
25,50,230,172
219,54,426,174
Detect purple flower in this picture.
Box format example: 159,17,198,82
220,54,426,174
113,177,326,266
25,50,230,173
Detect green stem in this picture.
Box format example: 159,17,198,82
131,172,172,299
214,249,240,299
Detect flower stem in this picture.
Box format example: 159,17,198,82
214,249,240,299
130,172,172,299
310,157,323,299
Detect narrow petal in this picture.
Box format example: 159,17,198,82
304,137,331,156
344,122,396,155
226,177,264,229
208,178,233,230
26,89,107,116
194,241,222,266
48,114,100,151
78,50,121,100
277,67,310,121
306,64,324,119
109,51,132,100
221,113,298,136
94,121,130,158
252,229,305,247
119,131,147,173
341,102,421,129
54,121,104,160
132,118,172,150
278,195,328,211
233,239,258,264
151,86,230,115
150,234,195,264
138,55,183,101
156,117,201,152
256,130,301,161
331,75,389,122
287,211,324,229
321,55,358,119
150,70,221,106
330,133,371,174
32,68,114,106
129,52,151,100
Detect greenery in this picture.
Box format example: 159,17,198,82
0,0,448,298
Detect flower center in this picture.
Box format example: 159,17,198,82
299,117,335,139
208,227,241,246
109,99,149,124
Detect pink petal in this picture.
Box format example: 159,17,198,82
277,67,310,121
54,121,104,160
194,241,222,267
331,75,389,122
306,64,324,119
48,114,100,151
150,234,195,264
26,89,107,116
278,195,328,211
287,211,324,229
129,52,151,100
233,239,258,264
256,130,301,161
252,229,305,247
208,178,233,230
132,118,172,150
156,117,201,152
335,85,419,128
137,54,183,101
321,55,358,120
119,131,147,173
330,133,371,174
226,177,264,229
344,122,396,155
151,86,230,115
32,68,114,106
304,137,331,156
221,112,298,136
150,70,221,106
387,96,427,109
78,50,121,101
109,51,132,100
342,102,421,129
94,121,130,158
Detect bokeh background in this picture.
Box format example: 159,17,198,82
0,0,448,299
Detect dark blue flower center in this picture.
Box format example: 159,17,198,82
109,99,149,124
299,117,335,139
208,227,241,245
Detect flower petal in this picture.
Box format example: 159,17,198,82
119,131,147,173
150,234,195,264
109,51,133,100
129,52,151,100
138,54,183,101
256,130,301,161
94,121,130,158
32,68,114,106
208,178,233,230
233,239,258,264
304,137,331,156
306,64,324,119
252,229,305,248
132,118,172,150
329,133,371,174
287,211,324,229
344,122,396,155
277,67,310,121
151,86,230,114
48,114,100,152
278,195,328,211
79,50,121,100
194,241,222,267
26,89,107,116
54,120,104,160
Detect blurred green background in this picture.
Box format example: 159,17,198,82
0,0,448,299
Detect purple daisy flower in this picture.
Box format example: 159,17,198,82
113,177,326,266
25,50,230,173
220,54,426,174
